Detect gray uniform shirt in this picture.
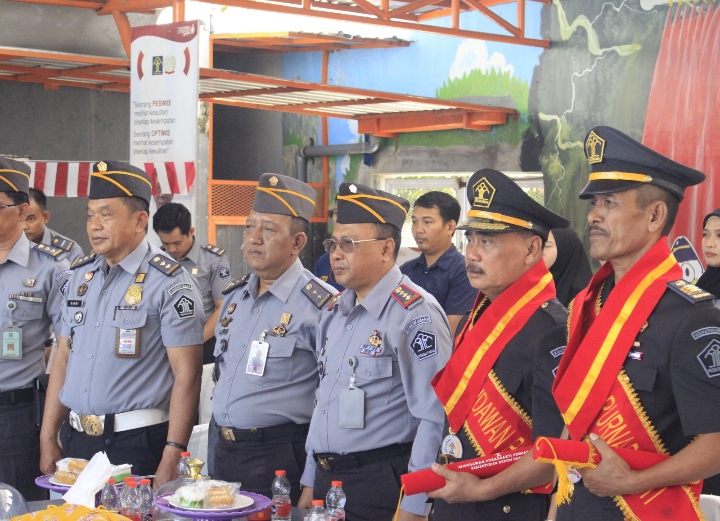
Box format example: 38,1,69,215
174,240,231,320
212,258,336,429
301,265,451,516
59,240,204,415
0,233,69,391
42,226,84,263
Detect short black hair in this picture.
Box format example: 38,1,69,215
634,184,679,236
3,191,29,206
413,191,461,224
122,197,150,232
152,202,192,235
290,216,309,236
374,223,402,259
29,188,47,211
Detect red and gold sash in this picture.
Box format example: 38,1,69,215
552,240,704,520
432,261,556,494
433,261,556,432
553,239,681,439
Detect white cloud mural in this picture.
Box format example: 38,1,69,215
449,39,514,79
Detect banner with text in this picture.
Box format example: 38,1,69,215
130,21,199,164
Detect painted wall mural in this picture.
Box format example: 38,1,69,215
280,0,719,257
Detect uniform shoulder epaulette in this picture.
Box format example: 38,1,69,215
34,242,66,260
326,291,343,311
204,244,226,256
222,275,249,295
666,279,715,304
70,252,97,269
51,235,75,253
538,299,568,325
149,254,181,276
391,283,423,309
302,279,333,308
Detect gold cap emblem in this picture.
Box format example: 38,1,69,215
585,131,606,165
472,177,496,209
97,161,107,172
269,176,279,187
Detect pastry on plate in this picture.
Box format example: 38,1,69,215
175,485,205,508
205,485,234,509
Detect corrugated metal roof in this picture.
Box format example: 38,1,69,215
0,46,515,135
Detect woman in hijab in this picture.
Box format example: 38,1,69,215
543,227,593,307
698,208,720,303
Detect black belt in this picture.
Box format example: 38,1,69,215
314,442,413,471
219,422,308,442
0,388,34,406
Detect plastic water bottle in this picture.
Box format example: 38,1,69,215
138,479,154,521
121,481,141,521
325,481,346,521
101,478,120,512
119,478,134,506
177,452,191,477
270,470,291,521
308,500,327,521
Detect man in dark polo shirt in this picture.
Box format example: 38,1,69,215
400,191,477,335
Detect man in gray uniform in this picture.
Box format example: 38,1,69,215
298,183,451,521
211,173,335,503
39,161,204,488
0,158,70,499
152,202,231,364
24,188,84,262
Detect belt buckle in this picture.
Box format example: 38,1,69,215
222,427,235,442
80,414,104,436
318,457,332,471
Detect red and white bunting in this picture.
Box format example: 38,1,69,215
26,161,196,197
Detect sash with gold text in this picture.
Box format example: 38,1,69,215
552,240,704,519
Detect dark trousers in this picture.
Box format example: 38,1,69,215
214,423,308,504
0,402,45,500
61,419,168,477
203,337,216,365
434,492,550,521
313,451,410,521
556,481,624,521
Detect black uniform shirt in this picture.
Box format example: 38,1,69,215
558,280,720,521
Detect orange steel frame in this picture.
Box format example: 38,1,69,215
9,0,549,49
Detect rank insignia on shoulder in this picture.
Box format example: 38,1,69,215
302,280,332,308
51,236,75,252
205,244,226,256
667,279,715,304
149,255,180,276
34,243,64,259
327,292,342,311
222,275,250,295
391,284,422,308
71,252,97,269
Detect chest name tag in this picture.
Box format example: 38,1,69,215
1,326,22,360
116,328,140,358
246,340,269,376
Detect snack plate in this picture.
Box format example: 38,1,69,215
155,492,271,520
35,474,140,495
168,493,254,511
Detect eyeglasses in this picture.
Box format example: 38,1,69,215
0,203,21,210
323,237,386,253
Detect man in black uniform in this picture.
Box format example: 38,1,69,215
551,126,720,521
428,169,569,520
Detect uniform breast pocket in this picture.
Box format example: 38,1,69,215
354,356,394,409
109,310,148,357
12,300,44,324
625,364,657,392
248,337,296,388
493,368,524,395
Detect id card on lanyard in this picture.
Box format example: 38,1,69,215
1,301,22,360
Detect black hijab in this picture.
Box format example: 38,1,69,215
697,209,720,298
549,228,593,307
